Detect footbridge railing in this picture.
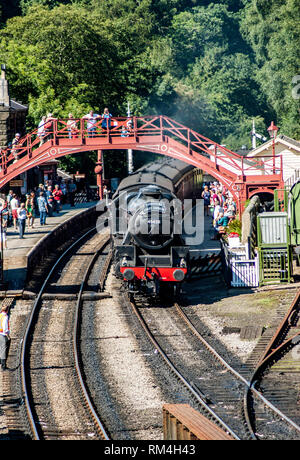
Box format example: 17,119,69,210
0,115,283,192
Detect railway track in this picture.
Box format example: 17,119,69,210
3,226,111,440
125,290,300,440
126,295,243,440
2,219,299,440
244,289,300,439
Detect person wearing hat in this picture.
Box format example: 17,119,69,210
0,305,10,370
11,133,21,162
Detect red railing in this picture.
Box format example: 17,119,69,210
0,116,283,181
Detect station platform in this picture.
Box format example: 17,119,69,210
2,201,97,292
189,213,221,257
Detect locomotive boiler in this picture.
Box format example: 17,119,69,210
111,158,203,296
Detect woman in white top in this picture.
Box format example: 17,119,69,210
67,113,78,139
213,204,223,224
38,116,46,146
17,203,27,239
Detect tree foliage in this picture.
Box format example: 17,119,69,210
0,0,298,180
241,0,300,138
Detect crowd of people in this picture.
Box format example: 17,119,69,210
36,107,114,146
201,181,237,240
0,179,77,246
7,107,115,158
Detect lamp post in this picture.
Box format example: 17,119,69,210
267,121,279,174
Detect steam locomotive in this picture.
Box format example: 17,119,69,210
111,158,203,296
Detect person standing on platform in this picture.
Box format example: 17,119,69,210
10,194,19,230
11,133,21,162
68,180,77,207
25,193,35,229
0,305,10,370
6,190,13,227
17,203,27,238
53,184,63,213
6,190,13,206
201,186,211,217
37,192,48,226
46,186,54,217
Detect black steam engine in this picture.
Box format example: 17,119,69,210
111,158,202,296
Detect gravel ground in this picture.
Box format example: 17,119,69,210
183,276,298,362
82,272,165,440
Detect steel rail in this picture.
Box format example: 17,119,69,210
174,303,252,387
73,235,111,440
127,296,240,440
20,226,99,440
174,303,257,440
175,300,300,438
256,290,300,369
244,290,300,436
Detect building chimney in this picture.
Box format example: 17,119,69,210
0,64,10,107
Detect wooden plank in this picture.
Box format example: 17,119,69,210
240,325,263,340
163,404,234,440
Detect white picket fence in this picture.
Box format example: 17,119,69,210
222,242,259,287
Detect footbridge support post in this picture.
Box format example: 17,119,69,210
95,150,103,200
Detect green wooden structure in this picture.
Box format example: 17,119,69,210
289,181,300,246
274,188,289,212
257,212,293,285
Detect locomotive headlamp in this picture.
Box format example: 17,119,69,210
123,269,135,281
180,258,187,268
173,269,185,281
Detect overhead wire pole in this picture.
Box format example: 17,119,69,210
127,102,133,174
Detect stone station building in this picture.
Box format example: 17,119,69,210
0,64,28,148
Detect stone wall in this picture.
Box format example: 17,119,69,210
241,195,260,245
0,106,10,148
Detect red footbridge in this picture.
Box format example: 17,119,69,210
0,115,284,213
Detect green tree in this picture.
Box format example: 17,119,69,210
147,3,265,148
241,0,300,138
0,0,298,179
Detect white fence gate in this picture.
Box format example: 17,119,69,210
222,242,259,287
